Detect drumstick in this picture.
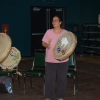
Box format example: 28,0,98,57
48,38,52,44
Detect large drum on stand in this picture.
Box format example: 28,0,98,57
0,33,12,63
0,47,21,70
53,31,77,61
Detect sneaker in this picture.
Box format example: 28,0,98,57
57,99,64,100
46,98,51,100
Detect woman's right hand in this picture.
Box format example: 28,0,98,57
42,42,51,49
47,43,51,49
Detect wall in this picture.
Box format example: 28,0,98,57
80,0,100,55
80,0,100,24
0,0,80,56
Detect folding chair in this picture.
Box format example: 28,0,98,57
24,49,45,94
67,53,78,95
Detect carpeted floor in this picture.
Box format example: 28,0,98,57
0,54,100,100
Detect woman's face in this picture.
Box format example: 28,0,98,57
52,16,62,28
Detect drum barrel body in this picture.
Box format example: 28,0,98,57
53,31,77,61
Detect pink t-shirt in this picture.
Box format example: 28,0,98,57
42,29,69,63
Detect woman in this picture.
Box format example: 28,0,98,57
42,15,69,100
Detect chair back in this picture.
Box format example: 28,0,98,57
32,51,45,69
68,53,76,69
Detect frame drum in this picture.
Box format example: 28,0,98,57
0,47,21,69
53,31,77,61
0,33,12,63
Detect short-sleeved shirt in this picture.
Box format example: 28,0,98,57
42,29,69,63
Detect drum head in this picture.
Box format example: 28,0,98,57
0,33,12,63
53,31,77,61
0,47,21,69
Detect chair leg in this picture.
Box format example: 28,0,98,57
76,75,78,92
30,76,32,87
74,75,78,96
43,76,45,95
24,75,26,94
18,75,20,86
74,76,76,95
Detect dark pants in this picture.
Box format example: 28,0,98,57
45,61,69,99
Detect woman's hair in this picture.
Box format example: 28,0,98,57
52,15,63,28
